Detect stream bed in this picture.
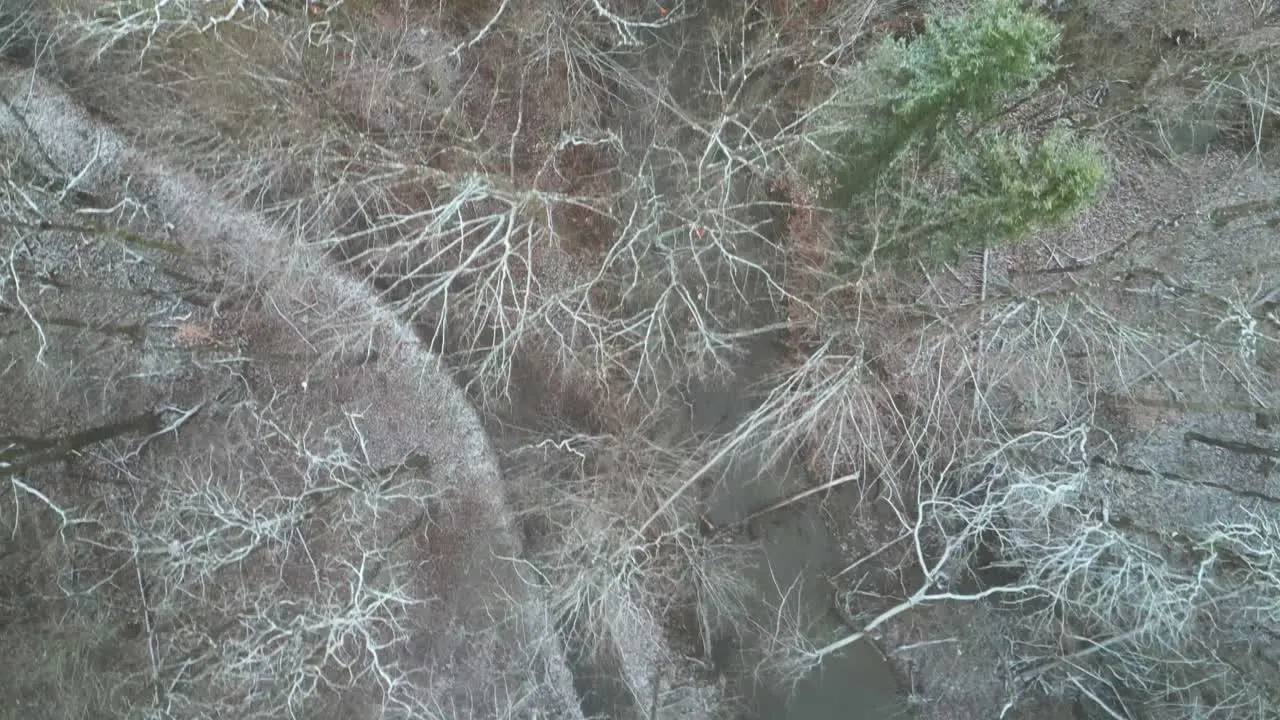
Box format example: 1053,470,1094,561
689,337,908,720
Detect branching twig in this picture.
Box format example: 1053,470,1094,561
7,242,46,366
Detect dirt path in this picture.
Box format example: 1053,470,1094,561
0,61,587,719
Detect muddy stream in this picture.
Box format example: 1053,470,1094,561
688,337,907,720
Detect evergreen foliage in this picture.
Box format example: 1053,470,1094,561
823,0,1106,264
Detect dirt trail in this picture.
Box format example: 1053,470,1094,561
0,62,586,719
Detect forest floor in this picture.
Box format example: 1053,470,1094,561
3,0,1280,719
